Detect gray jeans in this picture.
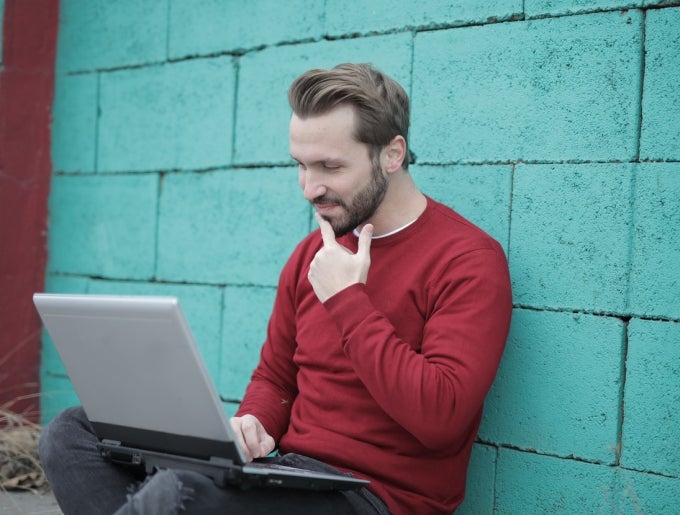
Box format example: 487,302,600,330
39,407,390,515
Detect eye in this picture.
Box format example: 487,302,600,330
322,162,340,170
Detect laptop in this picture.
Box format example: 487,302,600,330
33,293,369,491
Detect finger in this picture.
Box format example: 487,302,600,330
315,212,337,247
230,417,252,461
357,223,374,258
240,416,266,461
246,416,276,459
258,429,276,457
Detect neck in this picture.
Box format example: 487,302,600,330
358,171,427,237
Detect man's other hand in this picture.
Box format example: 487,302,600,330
230,414,275,462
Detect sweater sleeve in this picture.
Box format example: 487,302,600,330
235,258,301,443
323,246,512,451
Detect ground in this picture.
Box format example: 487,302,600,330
0,490,62,514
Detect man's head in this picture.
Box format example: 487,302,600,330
288,63,410,170
288,64,410,236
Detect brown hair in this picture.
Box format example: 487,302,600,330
288,63,410,169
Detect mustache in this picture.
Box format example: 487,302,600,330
312,195,346,208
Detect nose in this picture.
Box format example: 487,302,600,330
299,168,326,201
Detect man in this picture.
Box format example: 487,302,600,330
40,63,512,515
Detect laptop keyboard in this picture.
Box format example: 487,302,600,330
244,462,334,476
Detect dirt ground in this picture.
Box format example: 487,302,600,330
0,490,62,515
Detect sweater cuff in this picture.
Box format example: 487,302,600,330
323,283,374,336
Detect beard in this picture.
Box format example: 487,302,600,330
314,155,388,237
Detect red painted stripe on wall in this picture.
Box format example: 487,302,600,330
0,0,59,422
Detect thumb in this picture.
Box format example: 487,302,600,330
357,224,374,258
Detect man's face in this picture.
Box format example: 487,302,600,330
290,105,387,237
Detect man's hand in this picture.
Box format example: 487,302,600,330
230,414,275,462
308,212,373,303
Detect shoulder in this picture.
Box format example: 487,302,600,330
420,196,504,256
418,199,511,302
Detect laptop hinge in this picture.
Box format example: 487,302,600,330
97,440,144,466
141,451,238,487
97,441,239,487
208,456,234,467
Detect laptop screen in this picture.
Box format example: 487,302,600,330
34,293,248,464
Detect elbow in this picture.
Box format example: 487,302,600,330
417,432,460,452
411,404,483,452
416,423,474,452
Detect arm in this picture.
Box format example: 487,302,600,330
324,247,512,450
308,214,512,449
234,254,302,446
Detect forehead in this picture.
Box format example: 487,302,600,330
289,105,364,160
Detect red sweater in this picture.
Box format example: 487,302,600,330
237,197,512,514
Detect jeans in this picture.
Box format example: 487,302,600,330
39,407,391,515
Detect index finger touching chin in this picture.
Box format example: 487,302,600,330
315,212,337,246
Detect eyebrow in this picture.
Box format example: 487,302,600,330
290,155,345,167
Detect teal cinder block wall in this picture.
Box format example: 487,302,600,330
43,1,680,512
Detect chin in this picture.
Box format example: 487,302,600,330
329,219,353,237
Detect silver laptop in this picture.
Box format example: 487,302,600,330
33,293,368,491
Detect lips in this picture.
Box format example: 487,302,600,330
314,203,339,215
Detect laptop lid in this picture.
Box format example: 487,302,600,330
33,293,249,465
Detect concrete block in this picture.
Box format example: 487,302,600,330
169,0,323,59
412,164,512,252
614,468,680,514
40,374,79,425
526,1,644,17
510,163,633,313
157,168,309,286
88,280,224,382
324,0,522,36
640,7,680,161
456,444,496,515
98,57,235,172
219,286,276,400
480,309,624,464
222,402,240,419
56,0,167,73
51,73,97,172
495,449,618,513
621,319,680,477
412,11,642,162
47,174,158,279
234,34,412,165
629,163,680,319
643,0,679,5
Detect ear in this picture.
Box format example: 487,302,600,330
382,135,407,174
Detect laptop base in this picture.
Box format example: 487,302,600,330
98,441,244,488
97,441,369,491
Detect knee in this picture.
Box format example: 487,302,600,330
39,406,89,467
127,469,196,513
